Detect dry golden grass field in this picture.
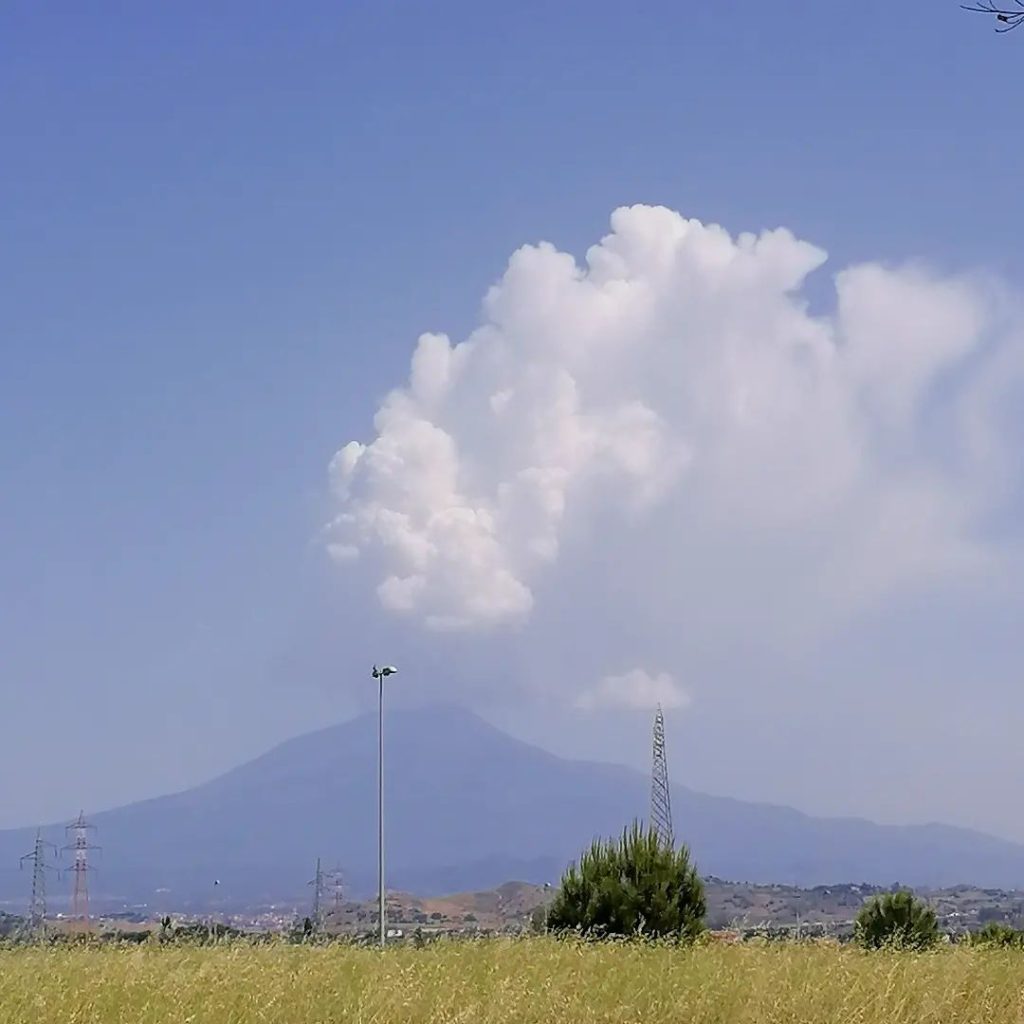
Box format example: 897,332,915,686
2,938,1024,1024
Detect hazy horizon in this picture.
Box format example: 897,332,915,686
1,701,1020,851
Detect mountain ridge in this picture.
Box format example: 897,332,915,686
1,704,1022,910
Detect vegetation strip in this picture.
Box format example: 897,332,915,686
3,940,1024,1024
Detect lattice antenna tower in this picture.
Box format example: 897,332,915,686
63,811,100,933
650,705,674,847
20,829,57,937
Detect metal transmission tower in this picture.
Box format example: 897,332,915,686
325,866,345,915
63,811,100,933
308,857,326,933
20,829,57,937
650,705,674,847
317,864,345,929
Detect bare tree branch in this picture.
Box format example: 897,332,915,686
962,0,1024,32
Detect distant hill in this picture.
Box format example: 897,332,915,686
329,878,1024,936
2,704,1024,910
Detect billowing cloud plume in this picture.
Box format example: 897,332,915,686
326,205,1022,639
575,669,689,712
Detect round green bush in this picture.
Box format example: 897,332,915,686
854,890,939,950
546,820,705,940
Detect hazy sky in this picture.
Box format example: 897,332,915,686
2,2,1022,841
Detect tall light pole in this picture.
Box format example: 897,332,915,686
371,664,397,949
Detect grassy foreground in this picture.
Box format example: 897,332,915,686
2,938,1024,1024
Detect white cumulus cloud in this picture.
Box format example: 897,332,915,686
326,205,1023,639
576,669,690,712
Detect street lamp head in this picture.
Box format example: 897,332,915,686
372,664,398,678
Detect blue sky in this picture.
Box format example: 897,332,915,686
2,2,1023,837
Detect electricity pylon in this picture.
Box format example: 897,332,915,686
650,705,674,847
308,857,326,933
63,811,100,933
20,829,57,938
325,865,345,918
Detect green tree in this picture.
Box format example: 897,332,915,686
968,921,1024,948
854,891,939,950
546,820,705,940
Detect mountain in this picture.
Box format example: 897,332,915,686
2,704,1024,911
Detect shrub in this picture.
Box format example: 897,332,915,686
854,891,939,950
968,922,1024,948
546,820,705,940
